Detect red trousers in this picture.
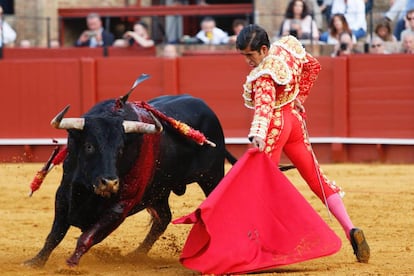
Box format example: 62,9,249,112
264,105,341,202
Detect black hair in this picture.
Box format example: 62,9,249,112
284,0,310,19
135,21,149,30
236,24,270,52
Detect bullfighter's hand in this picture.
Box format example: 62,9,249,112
251,136,265,152
294,98,306,119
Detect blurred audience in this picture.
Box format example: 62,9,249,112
371,18,397,42
50,39,60,48
113,21,155,48
0,4,16,47
320,13,356,44
331,31,360,56
365,18,398,53
388,0,414,40
195,16,229,45
331,0,367,40
384,0,407,23
280,0,320,41
19,39,31,48
401,31,414,53
369,37,390,54
162,44,179,58
400,9,414,42
228,19,248,44
75,13,115,47
304,0,323,30
319,0,333,27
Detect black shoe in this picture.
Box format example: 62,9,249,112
350,228,370,263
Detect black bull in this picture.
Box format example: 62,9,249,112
25,94,238,267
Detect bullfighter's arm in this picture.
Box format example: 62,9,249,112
297,53,321,105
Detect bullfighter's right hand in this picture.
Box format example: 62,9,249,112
251,136,265,152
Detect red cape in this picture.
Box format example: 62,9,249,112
173,148,341,275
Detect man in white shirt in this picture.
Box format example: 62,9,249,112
331,0,367,40
196,17,229,45
0,5,17,47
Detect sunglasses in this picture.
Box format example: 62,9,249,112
371,44,383,48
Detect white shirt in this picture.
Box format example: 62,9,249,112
281,15,320,40
331,0,367,32
196,27,229,45
0,20,17,46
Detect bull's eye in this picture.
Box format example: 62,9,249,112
84,142,95,154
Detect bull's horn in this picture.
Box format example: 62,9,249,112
51,105,85,130
123,121,160,134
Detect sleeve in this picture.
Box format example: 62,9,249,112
297,53,321,104
2,22,16,44
248,76,276,140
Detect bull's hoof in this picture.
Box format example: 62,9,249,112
125,247,149,260
66,256,80,267
22,257,46,268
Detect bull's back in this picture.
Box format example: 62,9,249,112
148,94,226,185
149,94,223,139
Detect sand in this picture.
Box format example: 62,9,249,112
1,162,413,275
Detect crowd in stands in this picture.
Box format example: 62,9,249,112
3,1,414,56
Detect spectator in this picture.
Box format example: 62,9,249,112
332,31,360,56
50,39,60,48
400,9,414,42
228,19,248,44
113,21,155,48
304,0,323,30
371,18,397,42
280,0,320,41
366,18,398,53
319,0,333,27
384,0,414,40
0,4,16,47
321,13,356,44
75,13,114,47
195,16,229,45
162,43,179,58
369,36,390,54
331,0,367,40
19,39,31,48
365,0,374,14
384,0,407,23
401,31,414,53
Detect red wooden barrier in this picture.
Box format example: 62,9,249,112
3,47,155,59
0,51,413,163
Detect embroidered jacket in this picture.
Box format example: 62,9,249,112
243,35,321,139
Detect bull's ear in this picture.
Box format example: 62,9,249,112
120,74,151,104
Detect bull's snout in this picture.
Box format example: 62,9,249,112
94,177,120,198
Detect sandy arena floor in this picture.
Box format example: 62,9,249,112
1,162,413,275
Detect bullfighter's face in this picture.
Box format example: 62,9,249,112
239,45,269,68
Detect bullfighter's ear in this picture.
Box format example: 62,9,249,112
120,74,151,104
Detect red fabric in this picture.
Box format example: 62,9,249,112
173,148,341,275
120,133,160,217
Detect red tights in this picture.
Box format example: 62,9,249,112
265,107,341,203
